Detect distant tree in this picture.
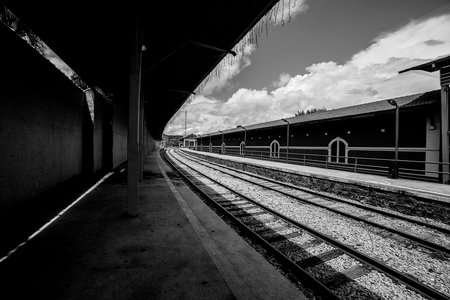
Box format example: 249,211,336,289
295,107,327,117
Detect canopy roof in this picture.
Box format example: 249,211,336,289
399,54,450,73
6,1,280,137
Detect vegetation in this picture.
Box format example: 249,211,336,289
295,107,327,117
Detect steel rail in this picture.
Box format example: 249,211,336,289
161,150,339,300
178,150,449,254
171,150,449,300
180,150,450,235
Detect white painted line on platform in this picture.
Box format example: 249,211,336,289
0,171,114,264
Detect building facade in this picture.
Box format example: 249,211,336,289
195,90,445,182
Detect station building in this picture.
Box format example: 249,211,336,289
161,134,183,148
195,89,446,182
182,134,198,148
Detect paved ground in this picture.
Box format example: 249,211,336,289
184,149,450,203
0,151,305,300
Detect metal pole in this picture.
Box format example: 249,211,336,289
286,123,290,161
243,127,246,155
219,131,224,154
127,23,143,217
244,128,247,146
281,119,290,161
184,110,187,136
139,86,145,181
394,105,399,179
441,85,449,183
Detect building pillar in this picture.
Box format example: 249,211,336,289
139,89,145,181
127,24,143,217
286,123,290,161
441,85,449,183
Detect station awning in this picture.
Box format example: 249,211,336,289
5,1,280,137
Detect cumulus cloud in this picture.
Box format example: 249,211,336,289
165,13,450,136
272,73,292,88
200,0,308,97
202,44,255,96
424,39,445,46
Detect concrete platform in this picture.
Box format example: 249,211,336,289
0,151,305,300
183,149,450,204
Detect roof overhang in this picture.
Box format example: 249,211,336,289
399,54,450,73
5,1,279,138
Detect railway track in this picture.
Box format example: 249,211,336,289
177,150,450,254
164,149,449,300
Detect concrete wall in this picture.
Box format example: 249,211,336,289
93,95,105,172
93,95,115,172
0,26,87,209
0,25,131,210
112,100,128,167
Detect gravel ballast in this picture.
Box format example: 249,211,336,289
169,150,450,298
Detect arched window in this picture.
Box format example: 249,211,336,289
221,142,226,154
328,137,348,163
240,142,245,155
270,140,280,158
209,143,212,153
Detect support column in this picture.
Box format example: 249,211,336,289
281,118,290,161
286,123,290,161
441,85,449,183
127,24,143,217
139,89,145,181
394,105,399,179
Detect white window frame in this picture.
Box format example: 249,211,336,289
270,140,280,158
328,137,349,163
240,141,245,155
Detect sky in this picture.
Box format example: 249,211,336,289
165,0,450,136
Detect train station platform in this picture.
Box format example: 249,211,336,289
0,150,305,300
183,149,450,204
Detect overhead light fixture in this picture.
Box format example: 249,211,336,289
387,99,398,107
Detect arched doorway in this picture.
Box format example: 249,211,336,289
270,140,280,158
328,137,348,163
240,142,245,155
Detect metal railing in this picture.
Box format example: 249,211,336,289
190,146,450,183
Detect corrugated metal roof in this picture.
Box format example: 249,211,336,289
244,119,288,131
223,127,244,134
285,89,439,125
198,90,440,138
399,54,450,73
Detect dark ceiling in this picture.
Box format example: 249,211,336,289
6,1,278,138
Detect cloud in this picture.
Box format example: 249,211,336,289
165,13,450,136
351,15,450,68
424,39,445,46
200,0,308,96
271,73,292,88
202,44,255,96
